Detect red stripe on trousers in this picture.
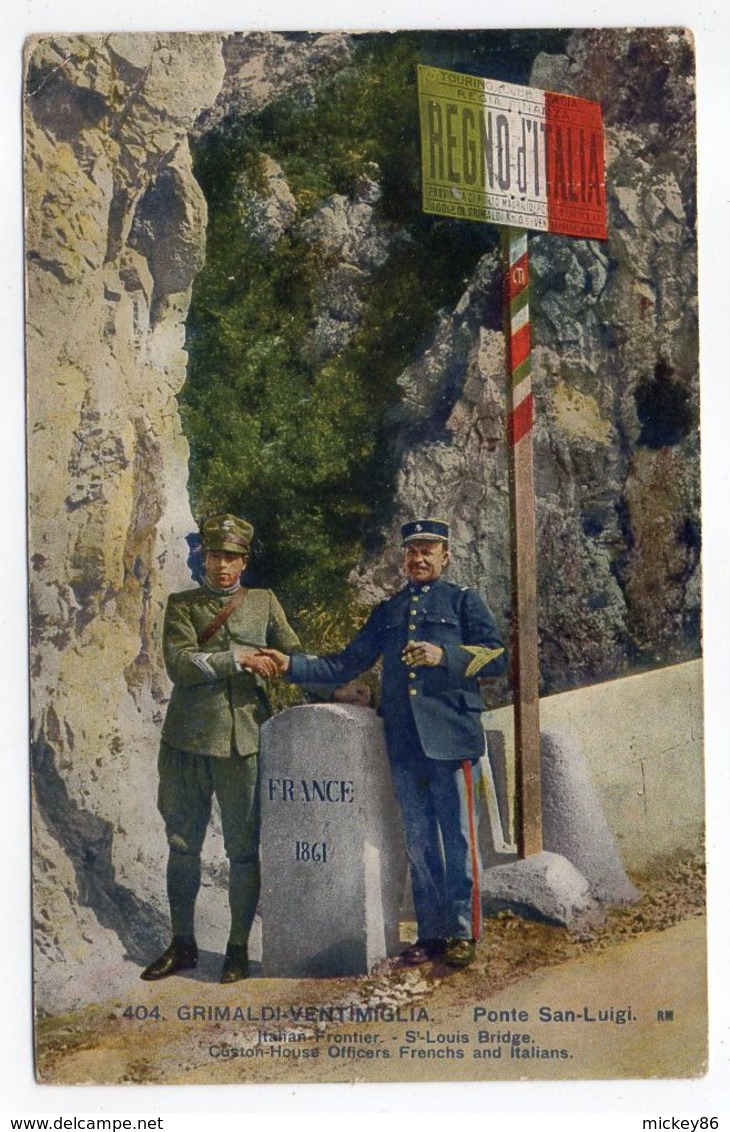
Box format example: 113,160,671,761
461,759,481,940
508,392,534,445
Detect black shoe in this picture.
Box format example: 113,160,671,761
140,938,198,981
442,937,477,968
220,943,249,984
398,938,444,966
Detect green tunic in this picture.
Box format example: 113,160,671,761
161,585,301,758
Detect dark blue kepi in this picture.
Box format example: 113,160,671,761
401,518,449,543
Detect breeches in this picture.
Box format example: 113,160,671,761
157,741,260,863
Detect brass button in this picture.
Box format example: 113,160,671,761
409,623,416,631
409,672,417,680
412,595,419,602
410,609,418,616
409,688,418,696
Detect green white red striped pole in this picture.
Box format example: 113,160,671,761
506,229,533,444
505,227,543,858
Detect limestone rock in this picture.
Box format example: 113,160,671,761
235,155,298,252
195,31,354,132
25,33,227,1014
301,179,403,360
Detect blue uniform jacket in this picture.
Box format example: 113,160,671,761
289,578,507,762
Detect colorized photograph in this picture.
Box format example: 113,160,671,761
24,28,704,1084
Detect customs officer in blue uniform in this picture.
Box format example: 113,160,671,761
258,519,507,968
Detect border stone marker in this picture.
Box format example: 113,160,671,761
480,729,639,925
259,703,407,976
541,730,640,904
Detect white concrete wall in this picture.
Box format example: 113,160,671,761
483,660,704,875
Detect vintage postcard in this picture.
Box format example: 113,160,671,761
24,28,705,1086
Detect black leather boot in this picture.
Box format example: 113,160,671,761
140,936,198,981
442,937,477,968
220,942,249,984
398,938,444,966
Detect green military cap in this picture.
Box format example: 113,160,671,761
200,513,253,555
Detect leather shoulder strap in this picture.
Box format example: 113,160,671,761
198,587,248,646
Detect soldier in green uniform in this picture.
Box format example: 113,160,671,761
140,513,300,984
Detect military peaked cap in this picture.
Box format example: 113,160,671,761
200,513,253,554
401,518,450,543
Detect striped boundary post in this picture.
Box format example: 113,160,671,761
504,227,543,858
506,230,534,444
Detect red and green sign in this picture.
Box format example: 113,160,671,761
418,64,607,241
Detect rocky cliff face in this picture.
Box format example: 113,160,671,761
25,29,699,1013
25,32,230,1011
355,29,699,697
26,29,363,1015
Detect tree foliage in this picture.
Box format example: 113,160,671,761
182,31,567,642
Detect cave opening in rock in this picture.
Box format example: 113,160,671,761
635,359,693,449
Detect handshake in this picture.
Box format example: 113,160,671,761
238,647,290,679
237,647,371,708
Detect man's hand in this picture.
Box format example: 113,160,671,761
332,682,372,707
238,650,280,678
254,647,291,674
401,641,444,667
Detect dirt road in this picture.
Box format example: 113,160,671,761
36,858,706,1085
